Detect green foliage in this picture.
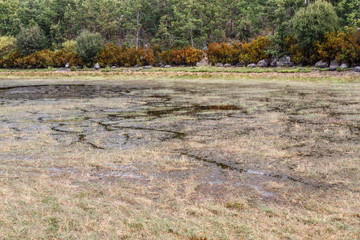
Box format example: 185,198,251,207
62,40,77,52
15,24,48,56
0,36,16,57
75,30,103,63
290,1,338,50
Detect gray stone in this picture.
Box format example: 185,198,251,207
94,63,101,70
270,58,278,67
133,67,141,71
216,63,224,67
57,68,70,72
276,55,292,67
288,62,295,67
315,60,329,69
299,68,305,71
247,63,256,68
235,62,244,67
111,66,117,69
164,65,171,68
354,67,360,73
196,62,202,67
142,66,151,70
76,66,82,69
329,60,339,71
339,63,349,70
224,63,232,68
257,59,269,68
65,62,70,68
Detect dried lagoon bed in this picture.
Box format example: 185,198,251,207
0,71,360,239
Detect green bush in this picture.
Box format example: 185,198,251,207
0,36,16,57
75,30,103,63
62,40,77,52
15,24,48,56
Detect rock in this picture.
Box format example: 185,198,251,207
315,60,329,69
216,63,224,67
142,66,151,70
329,60,339,71
270,58,278,67
164,65,171,68
288,62,295,67
196,62,202,67
257,59,269,68
65,62,70,68
339,63,349,70
224,63,232,68
313,68,319,71
276,55,291,67
354,67,360,73
247,63,256,68
235,62,244,67
76,66,82,69
133,67,141,71
292,66,296,69
122,70,130,73
111,66,117,69
299,67,305,71
94,63,100,70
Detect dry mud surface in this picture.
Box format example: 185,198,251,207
0,78,359,239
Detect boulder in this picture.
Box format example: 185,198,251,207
76,66,82,69
216,63,224,67
247,63,256,68
65,62,70,68
276,55,291,67
354,67,360,73
133,67,141,71
224,63,232,68
257,59,269,68
339,63,349,70
196,62,202,67
142,66,151,70
111,66,117,69
57,68,70,72
235,62,244,67
288,62,295,67
94,63,100,70
329,60,339,71
164,65,171,68
315,60,329,69
270,58,278,67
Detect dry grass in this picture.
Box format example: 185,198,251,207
0,74,359,239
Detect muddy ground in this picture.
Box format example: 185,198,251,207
0,77,359,239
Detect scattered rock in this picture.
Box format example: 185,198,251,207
288,62,295,67
257,59,269,68
94,63,101,70
299,67,305,71
247,63,256,68
76,66,82,69
123,70,130,73
164,65,171,68
65,62,70,68
339,63,349,70
111,66,117,69
313,68,319,71
354,67,360,73
142,66,151,70
196,62,202,67
329,60,339,71
224,63,232,68
133,67,141,71
216,63,224,67
315,60,329,69
235,62,244,67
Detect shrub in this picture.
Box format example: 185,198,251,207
94,43,125,67
15,49,55,68
314,28,360,65
0,50,21,68
76,30,103,63
206,42,242,65
240,36,271,64
160,47,204,66
0,36,16,57
53,49,82,67
285,35,305,64
15,24,48,56
62,40,77,52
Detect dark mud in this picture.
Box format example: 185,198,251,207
1,82,360,198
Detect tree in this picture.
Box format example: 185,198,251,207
75,30,103,63
15,24,48,55
290,0,338,50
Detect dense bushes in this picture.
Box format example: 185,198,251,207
1,28,359,69
76,30,103,63
206,36,271,65
159,47,203,66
